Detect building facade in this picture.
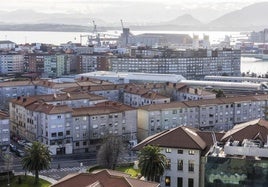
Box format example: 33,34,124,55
0,53,24,74
133,126,223,187
134,119,268,187
111,48,241,80
9,95,137,155
137,95,267,141
0,111,9,150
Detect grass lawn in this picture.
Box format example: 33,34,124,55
6,175,51,187
116,166,141,178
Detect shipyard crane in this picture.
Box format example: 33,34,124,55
79,19,101,46
118,19,135,47
120,19,124,30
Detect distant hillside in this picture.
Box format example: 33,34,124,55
209,2,268,29
0,10,106,26
0,24,91,32
166,14,203,26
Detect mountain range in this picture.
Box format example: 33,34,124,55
0,2,268,31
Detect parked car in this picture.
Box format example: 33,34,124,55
9,144,17,152
25,142,33,149
1,146,8,152
15,149,25,157
17,139,26,146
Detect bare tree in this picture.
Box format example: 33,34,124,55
97,135,124,170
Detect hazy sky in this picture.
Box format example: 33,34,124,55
1,0,268,23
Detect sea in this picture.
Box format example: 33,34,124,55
0,30,267,75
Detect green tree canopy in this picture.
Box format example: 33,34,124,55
138,145,167,182
22,141,51,184
97,135,124,170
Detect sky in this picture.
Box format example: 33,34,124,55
1,0,268,23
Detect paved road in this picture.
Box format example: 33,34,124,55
1,144,137,181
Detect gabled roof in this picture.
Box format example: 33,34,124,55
221,118,268,143
133,126,207,151
51,169,159,187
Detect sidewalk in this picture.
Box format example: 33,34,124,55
14,171,58,184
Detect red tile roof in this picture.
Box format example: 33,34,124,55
221,119,268,143
134,126,206,150
133,126,224,156
51,169,159,187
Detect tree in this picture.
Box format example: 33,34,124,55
97,135,124,170
138,145,167,182
22,141,51,184
212,89,225,98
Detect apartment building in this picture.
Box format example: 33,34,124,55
137,95,267,141
43,54,70,78
9,95,137,155
0,111,9,150
62,82,123,102
25,53,77,77
25,53,45,74
0,81,36,110
0,78,114,110
77,54,110,73
0,52,24,74
0,40,16,50
124,85,170,107
133,126,224,187
111,48,241,80
71,101,137,153
9,92,107,140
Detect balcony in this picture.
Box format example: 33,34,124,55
224,141,268,158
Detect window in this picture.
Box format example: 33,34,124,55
58,132,63,136
188,160,194,172
51,133,56,137
57,115,61,119
93,125,98,129
177,177,183,187
166,159,171,169
50,140,56,145
177,149,183,154
177,160,183,171
166,148,171,153
172,110,177,114
83,141,87,146
165,176,171,186
188,178,194,187
75,142,79,147
188,150,195,155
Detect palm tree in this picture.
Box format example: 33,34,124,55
138,145,167,182
22,141,51,184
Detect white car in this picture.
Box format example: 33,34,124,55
17,140,26,146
